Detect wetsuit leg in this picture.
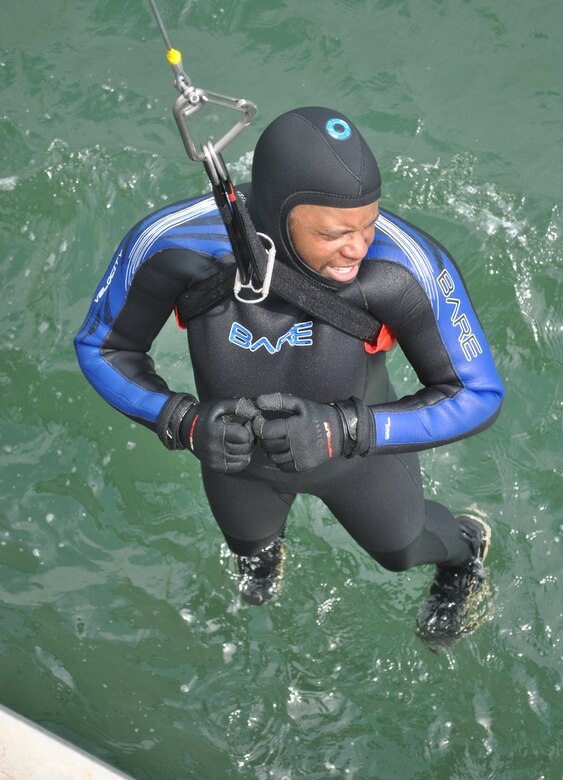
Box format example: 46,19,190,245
312,452,474,572
201,465,295,556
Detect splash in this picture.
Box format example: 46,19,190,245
392,153,561,346
0,176,18,191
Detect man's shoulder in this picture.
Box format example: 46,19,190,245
124,195,232,261
368,208,451,270
376,208,435,251
136,194,226,239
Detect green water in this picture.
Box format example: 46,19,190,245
1,0,562,778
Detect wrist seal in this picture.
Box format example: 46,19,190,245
157,393,197,450
330,398,359,457
331,396,375,457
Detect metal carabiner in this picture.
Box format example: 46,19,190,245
173,90,257,163
233,233,276,304
148,0,257,163
147,0,270,303
201,141,229,188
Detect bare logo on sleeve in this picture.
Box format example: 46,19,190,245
437,270,482,361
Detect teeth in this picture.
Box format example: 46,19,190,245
332,265,356,274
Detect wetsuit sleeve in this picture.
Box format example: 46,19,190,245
365,218,504,453
74,200,233,433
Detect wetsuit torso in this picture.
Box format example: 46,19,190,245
75,194,503,450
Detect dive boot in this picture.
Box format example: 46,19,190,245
236,534,286,606
416,514,492,651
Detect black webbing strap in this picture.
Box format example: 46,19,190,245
272,261,381,342
175,192,382,344
204,160,259,286
175,262,237,325
237,202,382,342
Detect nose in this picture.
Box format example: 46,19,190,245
341,230,370,262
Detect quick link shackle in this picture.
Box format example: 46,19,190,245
146,0,257,164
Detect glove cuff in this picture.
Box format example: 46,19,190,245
331,397,376,457
157,393,197,450
330,399,358,457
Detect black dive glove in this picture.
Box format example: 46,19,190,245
253,393,375,473
157,393,259,473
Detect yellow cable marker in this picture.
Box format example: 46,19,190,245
167,48,182,65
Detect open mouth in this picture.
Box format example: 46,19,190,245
325,263,360,282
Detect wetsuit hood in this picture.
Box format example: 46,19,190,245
247,106,381,284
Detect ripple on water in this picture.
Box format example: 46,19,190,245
2,4,562,776
391,151,562,358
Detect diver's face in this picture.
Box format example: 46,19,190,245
288,201,379,283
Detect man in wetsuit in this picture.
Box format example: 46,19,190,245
75,106,504,648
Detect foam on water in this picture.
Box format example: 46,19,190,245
392,151,562,364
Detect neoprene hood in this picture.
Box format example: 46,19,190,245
247,106,381,277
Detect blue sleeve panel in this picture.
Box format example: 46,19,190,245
368,210,505,452
74,195,232,425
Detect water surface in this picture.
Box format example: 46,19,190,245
1,1,562,778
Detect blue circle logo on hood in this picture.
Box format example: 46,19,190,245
325,118,352,140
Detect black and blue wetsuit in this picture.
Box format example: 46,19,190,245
75,193,504,568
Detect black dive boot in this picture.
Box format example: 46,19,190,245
236,533,286,606
416,514,492,651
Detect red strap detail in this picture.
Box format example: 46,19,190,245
324,421,333,458
228,183,237,203
189,414,199,451
173,305,187,330
364,323,396,354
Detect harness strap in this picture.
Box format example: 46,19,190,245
175,262,237,325
175,197,383,344
267,257,381,343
